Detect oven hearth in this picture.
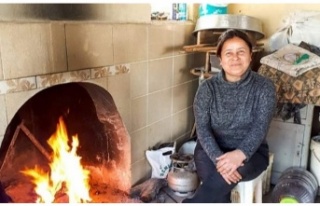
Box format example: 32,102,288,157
0,82,132,203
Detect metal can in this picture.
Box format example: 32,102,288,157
172,3,178,20
178,3,187,21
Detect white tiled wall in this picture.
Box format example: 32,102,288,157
0,20,202,186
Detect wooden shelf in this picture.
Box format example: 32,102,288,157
190,68,218,79
182,44,264,54
182,44,216,53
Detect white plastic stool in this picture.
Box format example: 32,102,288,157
232,170,266,203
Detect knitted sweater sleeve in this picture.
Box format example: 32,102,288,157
237,79,276,161
193,81,223,165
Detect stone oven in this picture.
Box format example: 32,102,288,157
0,4,198,203
0,82,131,203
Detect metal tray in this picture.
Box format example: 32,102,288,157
193,14,265,40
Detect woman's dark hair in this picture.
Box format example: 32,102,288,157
216,29,253,58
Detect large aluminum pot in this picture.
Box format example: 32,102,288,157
194,14,265,40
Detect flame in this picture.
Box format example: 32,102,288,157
21,117,91,203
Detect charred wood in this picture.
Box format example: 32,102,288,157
130,178,167,203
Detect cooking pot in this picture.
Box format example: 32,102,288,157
193,14,265,41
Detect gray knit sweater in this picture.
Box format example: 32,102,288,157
194,69,276,165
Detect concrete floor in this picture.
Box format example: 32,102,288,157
159,185,320,203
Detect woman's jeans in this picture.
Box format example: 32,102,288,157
182,142,268,203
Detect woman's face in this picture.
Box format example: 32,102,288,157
219,36,252,82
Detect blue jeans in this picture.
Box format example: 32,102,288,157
182,142,268,203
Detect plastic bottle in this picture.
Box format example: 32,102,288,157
199,68,205,85
172,3,178,20
271,166,318,203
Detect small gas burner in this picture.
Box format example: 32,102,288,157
167,153,199,196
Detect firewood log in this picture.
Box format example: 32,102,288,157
130,178,167,203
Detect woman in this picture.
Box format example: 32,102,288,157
182,29,276,203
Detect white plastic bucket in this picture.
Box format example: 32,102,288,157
310,135,320,196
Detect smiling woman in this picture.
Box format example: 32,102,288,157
182,29,276,203
216,29,253,82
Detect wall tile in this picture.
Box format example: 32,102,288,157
172,107,194,141
85,77,108,91
36,69,90,89
0,56,3,80
131,159,150,186
130,61,148,98
131,96,147,132
172,23,196,55
147,88,172,125
0,23,67,79
118,107,132,136
91,64,130,78
107,73,131,132
113,24,148,64
148,58,173,93
172,80,198,114
0,77,36,95
5,89,41,124
0,95,7,136
130,127,148,164
173,54,197,86
99,4,151,24
51,23,68,73
0,4,151,24
147,116,172,148
65,23,113,70
148,24,174,60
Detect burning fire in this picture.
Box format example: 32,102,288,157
21,117,91,203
